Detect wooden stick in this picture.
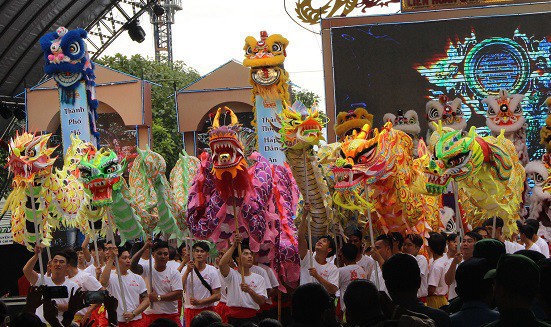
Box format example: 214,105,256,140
29,183,45,286
304,150,314,268
107,215,128,313
452,181,463,252
90,221,101,268
233,193,245,283
149,231,154,309
189,238,195,299
365,184,379,290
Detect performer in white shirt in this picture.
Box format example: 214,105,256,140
526,219,550,258
100,246,150,326
219,233,267,327
338,243,367,312
298,204,339,295
346,229,375,279
181,241,221,327
403,233,429,302
483,217,524,254
131,238,183,326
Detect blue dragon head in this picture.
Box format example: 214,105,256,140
39,27,94,90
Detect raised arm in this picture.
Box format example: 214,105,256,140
445,252,462,286
219,234,240,278
82,235,91,264
99,248,116,288
298,203,311,260
23,245,42,285
130,237,151,275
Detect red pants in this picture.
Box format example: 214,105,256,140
118,318,145,327
142,313,182,327
215,302,230,323
90,305,109,327
184,307,214,327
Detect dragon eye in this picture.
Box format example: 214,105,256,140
487,106,496,116
428,107,439,120
25,148,36,157
69,42,80,55
456,108,463,116
513,104,522,114
272,43,282,52
533,173,545,185
246,47,253,55
79,167,90,179
105,165,117,174
409,118,416,124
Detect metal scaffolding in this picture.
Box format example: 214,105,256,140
149,0,182,63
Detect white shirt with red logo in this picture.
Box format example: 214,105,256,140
183,264,221,309
142,264,183,314
224,269,267,311
338,264,366,310
299,251,339,291
106,270,148,322
68,270,103,316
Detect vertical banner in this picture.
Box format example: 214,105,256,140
59,81,92,154
255,95,286,165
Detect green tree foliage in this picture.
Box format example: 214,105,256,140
97,54,200,173
291,86,321,109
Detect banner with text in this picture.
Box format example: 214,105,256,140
59,81,92,154
255,96,286,166
0,199,13,245
402,0,550,12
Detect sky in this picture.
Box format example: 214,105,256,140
102,0,400,111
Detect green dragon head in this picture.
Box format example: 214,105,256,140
434,126,484,181
278,101,326,150
78,148,126,207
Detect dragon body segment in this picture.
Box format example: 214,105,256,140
169,151,200,233
277,102,332,236
333,123,440,235
432,126,525,237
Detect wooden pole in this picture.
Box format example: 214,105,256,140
452,181,463,252
304,150,314,268
29,183,45,286
90,221,101,268
107,215,128,313
277,291,282,322
149,231,154,309
365,184,379,289
233,192,245,283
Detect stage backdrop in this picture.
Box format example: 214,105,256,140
328,9,551,160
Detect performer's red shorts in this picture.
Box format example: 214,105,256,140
142,313,181,327
184,307,214,327
215,302,230,323
227,306,258,319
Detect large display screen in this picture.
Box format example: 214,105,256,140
331,11,551,160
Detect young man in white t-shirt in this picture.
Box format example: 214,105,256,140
483,217,524,254
347,229,375,279
100,246,150,326
427,232,449,309
131,238,184,326
63,248,103,323
338,243,367,312
23,246,79,324
219,233,267,327
403,233,429,302
367,234,394,295
181,241,221,327
526,219,550,258
298,204,339,295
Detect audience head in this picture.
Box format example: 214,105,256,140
473,238,506,269
427,232,446,257
483,217,504,239
9,312,43,327
340,243,359,264
292,283,333,325
403,233,423,256
346,229,363,253
192,241,210,263
149,317,179,327
232,241,254,268
258,318,283,327
486,254,540,310
375,234,394,261
514,249,546,264
190,310,222,327
455,258,492,302
316,235,336,258
461,231,482,260
344,280,384,326
472,226,489,239
382,253,421,299
152,241,170,267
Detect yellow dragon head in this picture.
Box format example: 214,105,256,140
64,134,96,174
7,131,57,186
278,101,326,150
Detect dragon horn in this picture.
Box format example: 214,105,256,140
212,108,222,128
224,106,239,125
357,124,370,139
